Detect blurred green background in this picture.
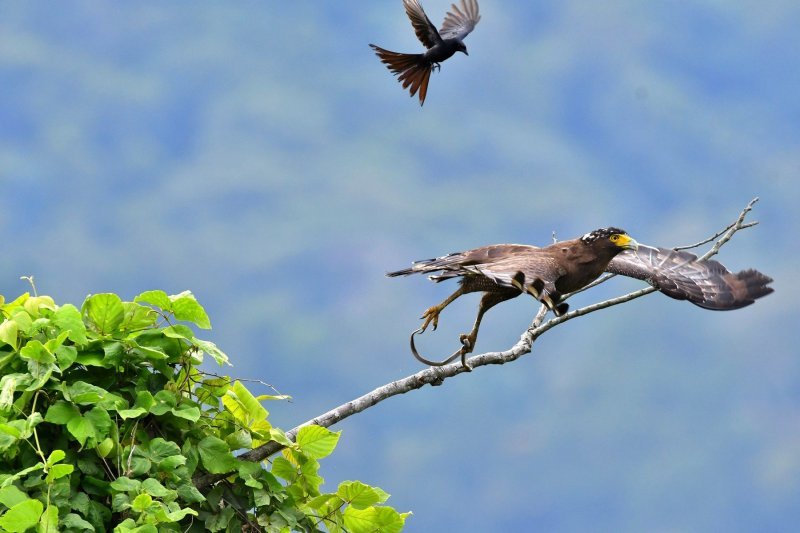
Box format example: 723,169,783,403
1,2,797,531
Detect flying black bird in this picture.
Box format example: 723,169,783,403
370,0,481,105
388,228,774,368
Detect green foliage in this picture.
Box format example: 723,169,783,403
0,290,408,531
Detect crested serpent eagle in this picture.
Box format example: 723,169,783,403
388,228,774,369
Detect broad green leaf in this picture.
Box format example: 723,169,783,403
130,492,153,513
162,324,194,341
170,404,200,422
45,463,73,484
270,456,297,481
23,295,55,317
84,407,113,442
343,506,408,533
170,292,211,329
46,449,66,467
67,416,94,447
0,498,43,532
176,484,205,504
0,374,30,411
67,381,109,404
62,513,95,531
148,438,182,463
10,310,33,336
110,476,141,492
119,302,158,332
82,293,124,335
97,438,115,458
0,320,18,350
44,330,70,353
157,455,187,471
141,478,171,498
192,338,230,366
149,390,177,415
134,290,171,311
55,345,78,370
0,485,27,507
44,401,80,425
117,407,147,420
337,481,382,510
197,436,238,474
19,340,55,364
295,425,341,460
159,506,198,522
38,504,59,533
53,303,87,344
25,360,54,391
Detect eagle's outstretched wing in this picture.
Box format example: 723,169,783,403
607,244,773,310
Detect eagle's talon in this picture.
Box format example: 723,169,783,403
420,304,445,332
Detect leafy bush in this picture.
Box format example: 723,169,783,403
0,288,408,532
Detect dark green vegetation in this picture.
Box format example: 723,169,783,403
0,289,407,532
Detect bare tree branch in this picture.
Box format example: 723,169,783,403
194,198,761,489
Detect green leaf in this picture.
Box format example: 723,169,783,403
170,291,211,329
52,303,88,345
67,381,111,405
0,498,43,532
141,478,171,498
270,457,296,481
84,407,113,442
295,425,341,460
62,513,95,531
19,339,55,364
170,404,200,422
55,345,78,370
0,374,28,411
130,492,153,513
38,504,59,533
162,324,195,341
45,463,74,484
197,437,238,474
10,310,33,336
0,485,28,507
44,401,80,425
134,290,172,311
82,293,124,335
149,390,177,415
192,338,230,366
0,320,18,350
110,476,141,492
46,449,66,467
67,416,94,447
343,506,408,533
119,302,158,332
157,455,186,471
337,481,383,510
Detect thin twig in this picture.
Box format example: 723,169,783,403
194,197,760,489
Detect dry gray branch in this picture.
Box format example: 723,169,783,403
194,197,761,489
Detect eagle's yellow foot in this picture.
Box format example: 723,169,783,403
419,304,444,332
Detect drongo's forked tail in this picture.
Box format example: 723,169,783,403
369,45,433,105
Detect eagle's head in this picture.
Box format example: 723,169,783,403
581,227,638,253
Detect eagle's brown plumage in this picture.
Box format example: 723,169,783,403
388,228,774,368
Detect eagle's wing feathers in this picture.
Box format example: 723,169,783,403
607,244,773,310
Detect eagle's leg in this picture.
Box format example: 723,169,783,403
457,289,521,368
419,286,466,333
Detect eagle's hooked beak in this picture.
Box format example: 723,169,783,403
615,234,638,251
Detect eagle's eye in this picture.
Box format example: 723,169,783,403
610,234,620,242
